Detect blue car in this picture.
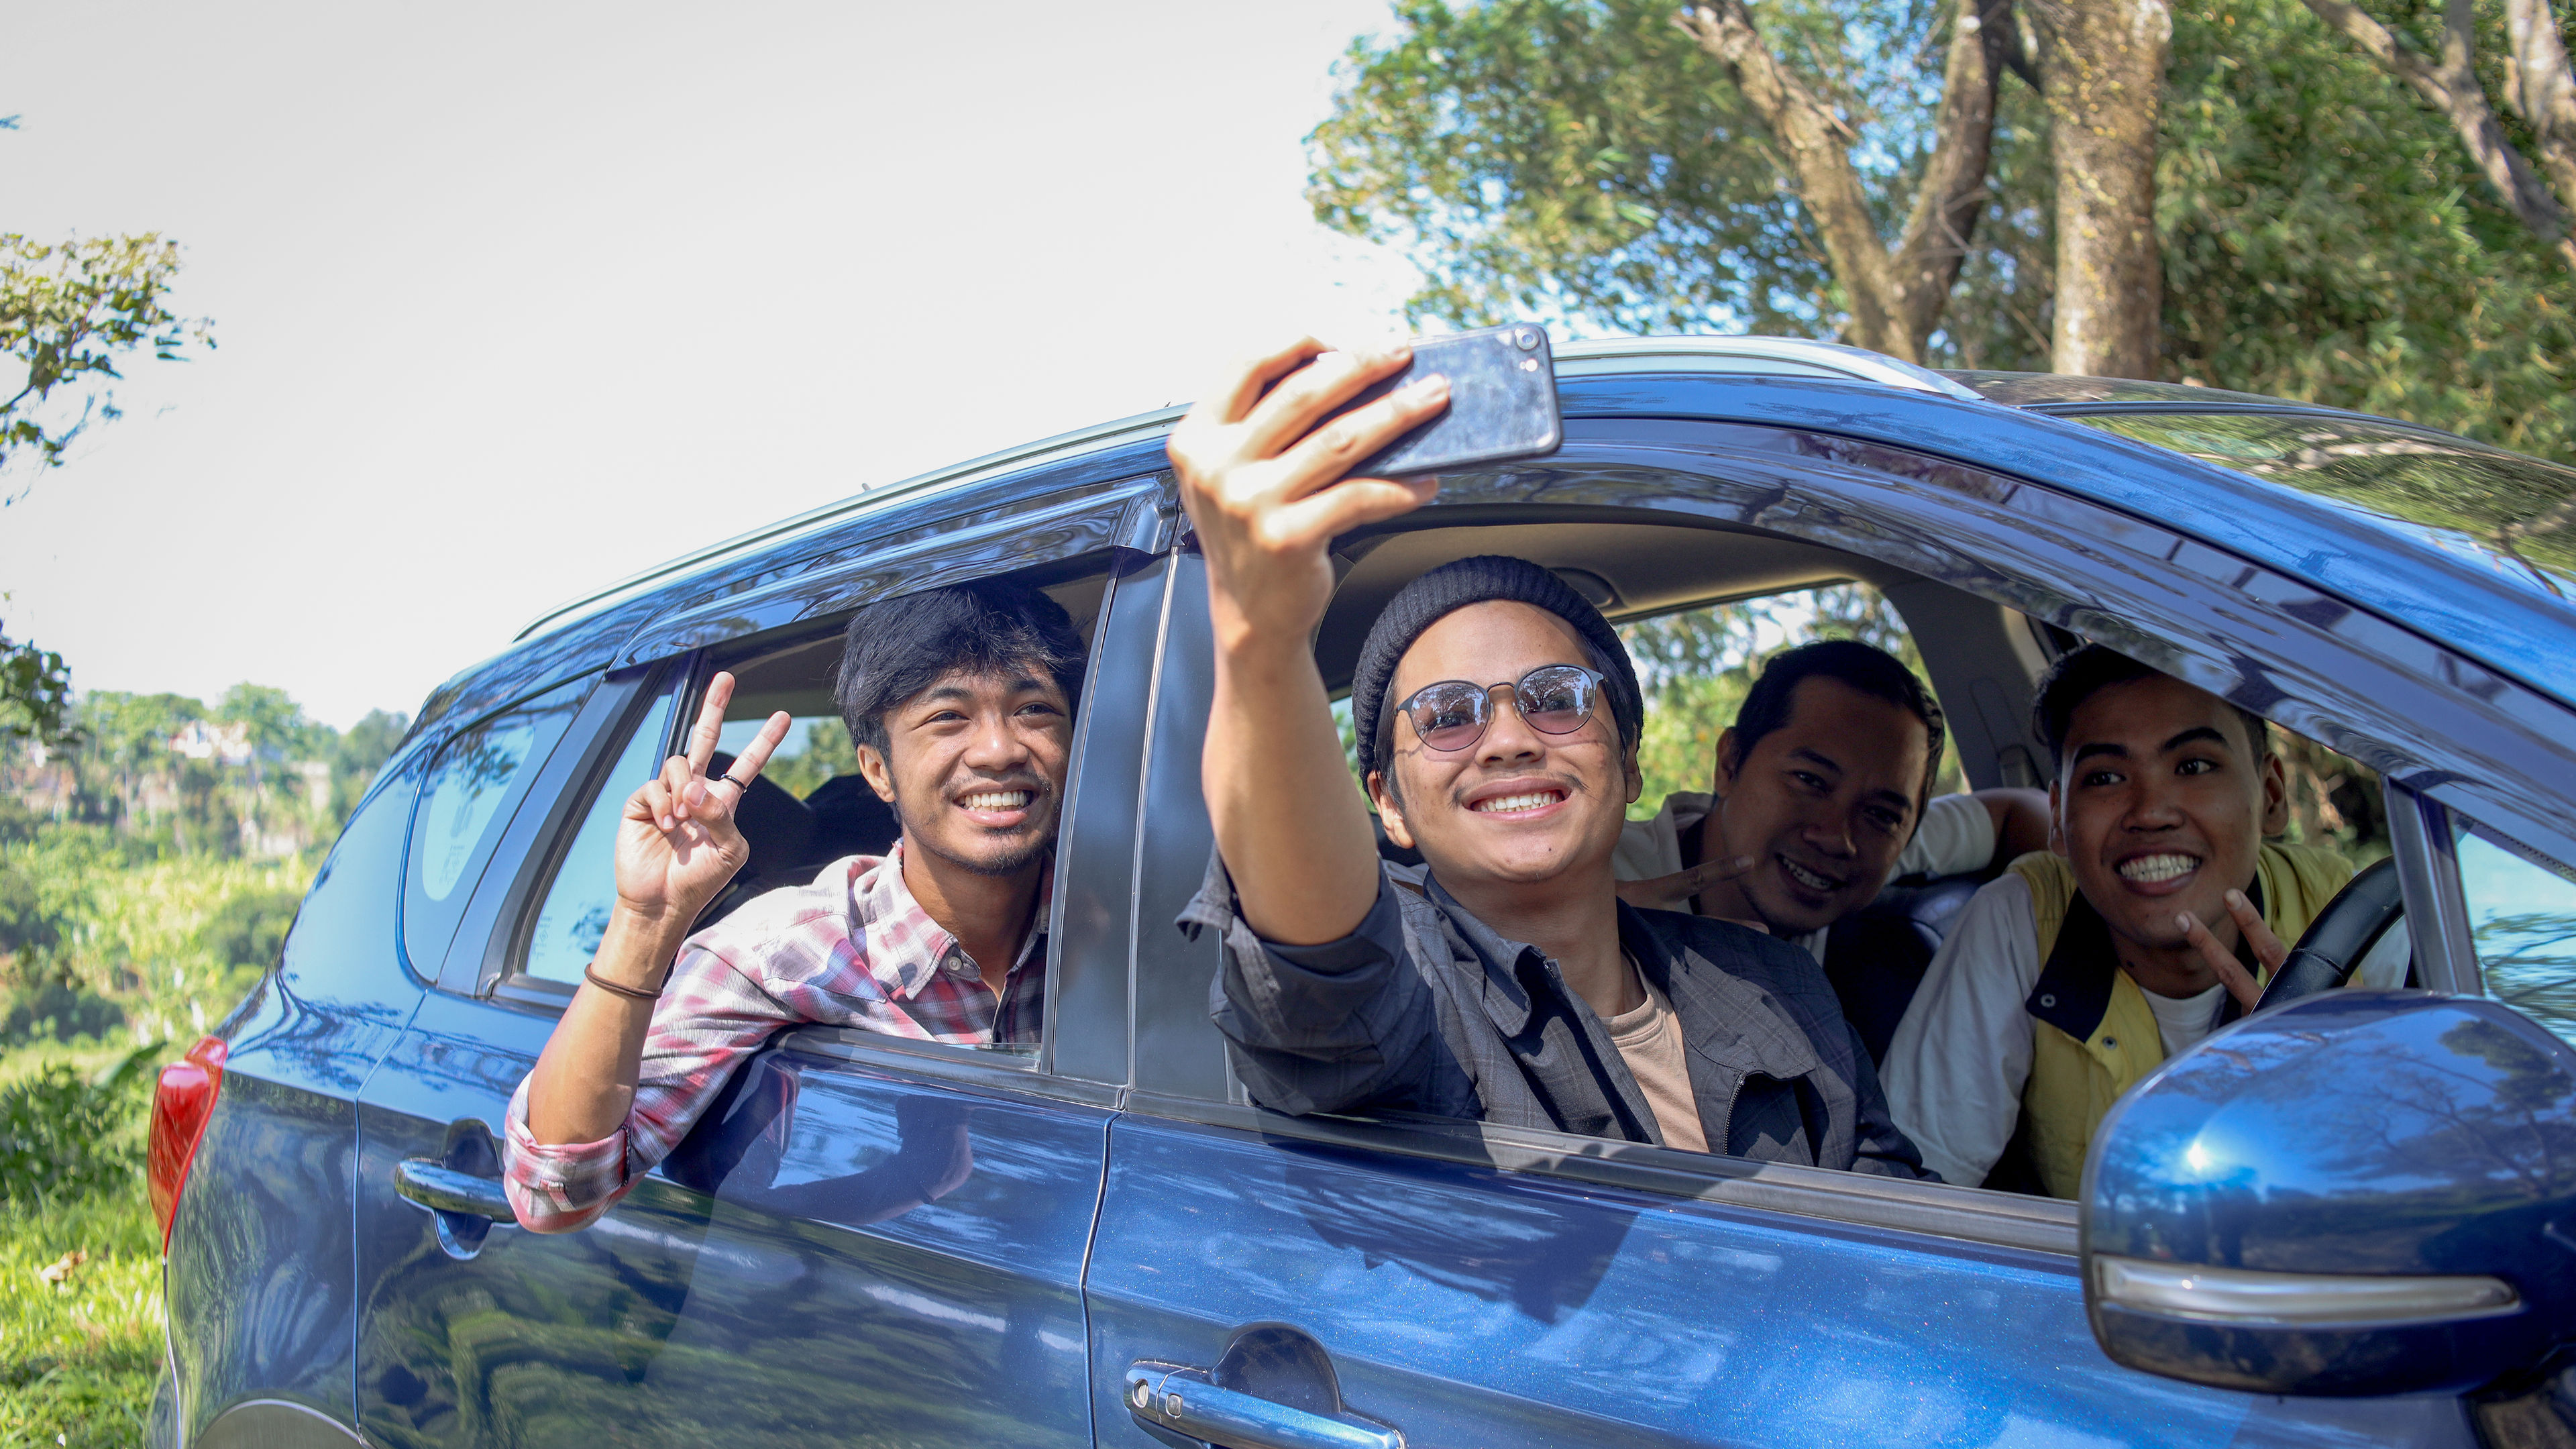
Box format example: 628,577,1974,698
146,337,2576,1448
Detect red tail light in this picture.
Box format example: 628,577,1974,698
148,1036,229,1248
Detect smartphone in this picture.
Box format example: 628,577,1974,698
1321,324,1562,479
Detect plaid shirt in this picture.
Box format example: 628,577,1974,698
502,842,1049,1232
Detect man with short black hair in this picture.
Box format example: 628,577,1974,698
1882,643,2353,1197
503,578,1083,1232
1173,337,1925,1174
1612,639,2050,959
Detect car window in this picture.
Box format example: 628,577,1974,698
521,684,680,985
2453,822,2576,1049
404,676,593,976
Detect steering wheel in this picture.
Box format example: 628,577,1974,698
2254,856,2409,1010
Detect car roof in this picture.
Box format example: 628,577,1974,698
417,335,2576,737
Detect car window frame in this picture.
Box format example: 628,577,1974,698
450,472,1175,1116
475,661,693,1004
1120,416,2576,1254
402,671,608,987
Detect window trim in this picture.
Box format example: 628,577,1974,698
784,1024,1122,1111
2386,781,2482,995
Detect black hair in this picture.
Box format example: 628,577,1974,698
1724,639,1947,806
2031,643,2269,772
835,578,1085,754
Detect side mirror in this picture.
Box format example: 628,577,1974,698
2083,991,2576,1397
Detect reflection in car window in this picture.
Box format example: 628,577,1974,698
415,681,588,902
2455,825,2576,1049
525,689,678,984
2068,412,2576,602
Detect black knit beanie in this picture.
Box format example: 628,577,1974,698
1350,555,1643,778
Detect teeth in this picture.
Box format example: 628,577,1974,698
1473,791,1560,814
1780,857,1842,892
963,791,1030,811
2119,853,2200,883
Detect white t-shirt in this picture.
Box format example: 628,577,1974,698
1611,791,1998,967
1879,875,2229,1189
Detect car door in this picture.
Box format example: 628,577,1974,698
350,478,1171,1448
1077,421,2556,1447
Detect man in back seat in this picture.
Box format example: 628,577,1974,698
1611,639,2049,966
502,580,1084,1232
1882,644,2353,1197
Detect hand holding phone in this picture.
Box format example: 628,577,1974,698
1320,323,1562,479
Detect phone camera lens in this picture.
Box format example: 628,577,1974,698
1513,329,1539,350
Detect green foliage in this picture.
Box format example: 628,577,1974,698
1310,0,1821,333
0,1044,156,1205
0,231,211,476
0,629,76,749
2159,0,2576,463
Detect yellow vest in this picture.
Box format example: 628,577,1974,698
2008,843,2352,1199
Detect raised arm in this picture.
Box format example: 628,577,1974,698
523,672,789,1146
1169,338,1450,946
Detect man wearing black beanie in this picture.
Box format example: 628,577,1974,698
1167,336,1926,1176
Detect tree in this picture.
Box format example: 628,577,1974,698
2027,0,2174,375
1309,0,2019,357
1311,0,2576,462
2295,0,2576,269
1,116,215,751
1672,0,2014,360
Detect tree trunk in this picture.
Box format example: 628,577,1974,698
2027,0,2171,378
1676,0,2012,362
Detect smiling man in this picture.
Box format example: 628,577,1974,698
1172,337,1925,1174
1613,639,2050,955
1880,643,2353,1197
504,580,1082,1232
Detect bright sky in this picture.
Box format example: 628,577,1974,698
2,1,1413,730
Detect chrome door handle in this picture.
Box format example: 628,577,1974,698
394,1158,514,1221
1124,1364,1399,1449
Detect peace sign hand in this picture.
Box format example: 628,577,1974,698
613,672,793,936
2178,888,2287,1015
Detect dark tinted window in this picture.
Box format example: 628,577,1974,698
2069,412,2576,602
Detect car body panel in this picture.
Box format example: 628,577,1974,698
164,748,429,1438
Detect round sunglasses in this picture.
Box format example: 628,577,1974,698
1395,664,1607,753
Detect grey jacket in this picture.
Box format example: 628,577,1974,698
1183,859,1931,1178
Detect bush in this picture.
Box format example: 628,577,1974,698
1,981,124,1044
0,1046,157,1205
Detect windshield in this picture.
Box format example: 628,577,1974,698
2063,411,2576,604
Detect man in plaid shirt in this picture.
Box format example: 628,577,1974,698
502,580,1084,1232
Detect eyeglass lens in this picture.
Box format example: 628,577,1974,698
1407,665,1597,752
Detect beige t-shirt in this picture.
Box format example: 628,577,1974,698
1603,979,1708,1152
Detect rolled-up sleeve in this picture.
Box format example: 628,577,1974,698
501,938,809,1233
1183,852,1442,1118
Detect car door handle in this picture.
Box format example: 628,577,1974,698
394,1158,515,1222
1124,1364,1399,1449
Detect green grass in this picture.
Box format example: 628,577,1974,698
0,1183,161,1448
0,1040,166,1448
